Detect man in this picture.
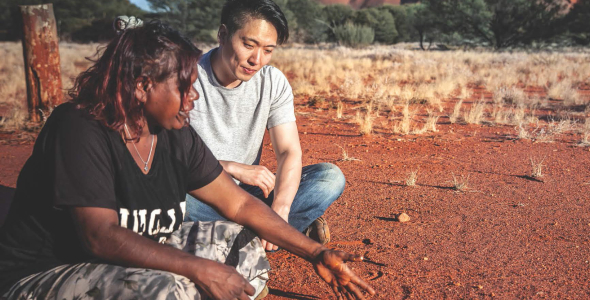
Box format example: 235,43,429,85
186,0,345,252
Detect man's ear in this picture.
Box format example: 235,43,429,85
134,77,152,104
217,24,228,46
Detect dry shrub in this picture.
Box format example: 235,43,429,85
464,98,487,125
336,101,344,119
493,86,526,105
579,118,590,146
356,105,374,135
449,99,463,124
0,102,26,130
336,144,360,162
452,173,470,192
405,170,418,187
393,102,413,135
424,111,440,133
530,157,545,178
0,43,26,107
547,79,582,106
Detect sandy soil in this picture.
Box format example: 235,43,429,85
1,96,590,299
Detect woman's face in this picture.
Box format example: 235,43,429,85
142,72,198,130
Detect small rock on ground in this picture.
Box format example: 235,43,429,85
397,213,410,222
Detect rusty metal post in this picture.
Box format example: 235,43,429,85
19,4,63,123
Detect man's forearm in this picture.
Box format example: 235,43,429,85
272,150,302,210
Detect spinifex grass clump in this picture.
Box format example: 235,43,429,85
452,173,470,192
530,157,546,178
336,144,360,162
405,170,418,187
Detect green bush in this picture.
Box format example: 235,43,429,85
334,22,374,48
354,8,397,44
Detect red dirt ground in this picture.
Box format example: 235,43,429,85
1,95,590,299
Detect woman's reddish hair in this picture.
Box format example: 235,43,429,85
69,20,202,139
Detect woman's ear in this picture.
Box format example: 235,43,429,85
217,24,228,46
134,77,152,104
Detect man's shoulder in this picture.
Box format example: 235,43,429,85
259,64,286,78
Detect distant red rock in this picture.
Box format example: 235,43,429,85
315,0,420,9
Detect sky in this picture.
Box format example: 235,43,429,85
130,0,151,11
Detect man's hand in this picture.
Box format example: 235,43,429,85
261,205,290,251
221,161,276,198
192,260,256,300
313,250,376,300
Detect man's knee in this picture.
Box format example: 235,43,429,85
320,163,345,192
307,163,346,202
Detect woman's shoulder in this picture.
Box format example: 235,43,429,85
163,125,200,148
40,102,113,147
46,102,101,128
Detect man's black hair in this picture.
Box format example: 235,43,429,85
221,0,289,45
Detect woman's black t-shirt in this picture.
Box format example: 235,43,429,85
0,102,223,293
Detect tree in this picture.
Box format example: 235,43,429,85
354,8,397,44
425,0,569,49
333,22,374,48
147,0,296,43
566,0,590,45
406,3,439,50
273,0,297,41
287,0,324,42
320,4,355,42
1,0,144,41
148,0,224,42
380,4,411,43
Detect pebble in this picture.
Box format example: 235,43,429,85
397,213,410,223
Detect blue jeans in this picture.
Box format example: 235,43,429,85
184,163,345,232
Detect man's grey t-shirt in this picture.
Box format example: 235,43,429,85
189,48,296,168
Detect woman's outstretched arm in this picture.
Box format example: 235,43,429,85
190,171,376,299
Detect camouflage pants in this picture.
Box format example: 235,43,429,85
3,221,270,300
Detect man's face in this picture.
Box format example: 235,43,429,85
218,18,278,83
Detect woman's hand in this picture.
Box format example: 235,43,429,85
221,161,275,198
192,260,256,300
313,250,376,300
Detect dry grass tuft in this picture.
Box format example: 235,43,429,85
405,169,419,187
464,98,487,125
393,102,414,135
579,118,590,146
336,101,344,119
336,144,360,162
449,99,463,124
356,108,374,136
452,173,470,192
0,102,26,130
529,157,546,178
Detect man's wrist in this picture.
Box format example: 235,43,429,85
271,202,291,215
219,160,237,177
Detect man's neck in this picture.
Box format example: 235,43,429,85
210,48,242,89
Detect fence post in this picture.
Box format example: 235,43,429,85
19,4,63,123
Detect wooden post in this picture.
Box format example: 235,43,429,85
20,4,63,123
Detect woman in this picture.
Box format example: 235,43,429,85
0,20,375,300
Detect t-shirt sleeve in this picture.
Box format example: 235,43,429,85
267,67,296,129
50,109,116,209
185,127,223,191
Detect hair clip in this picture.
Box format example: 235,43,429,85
114,16,144,34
